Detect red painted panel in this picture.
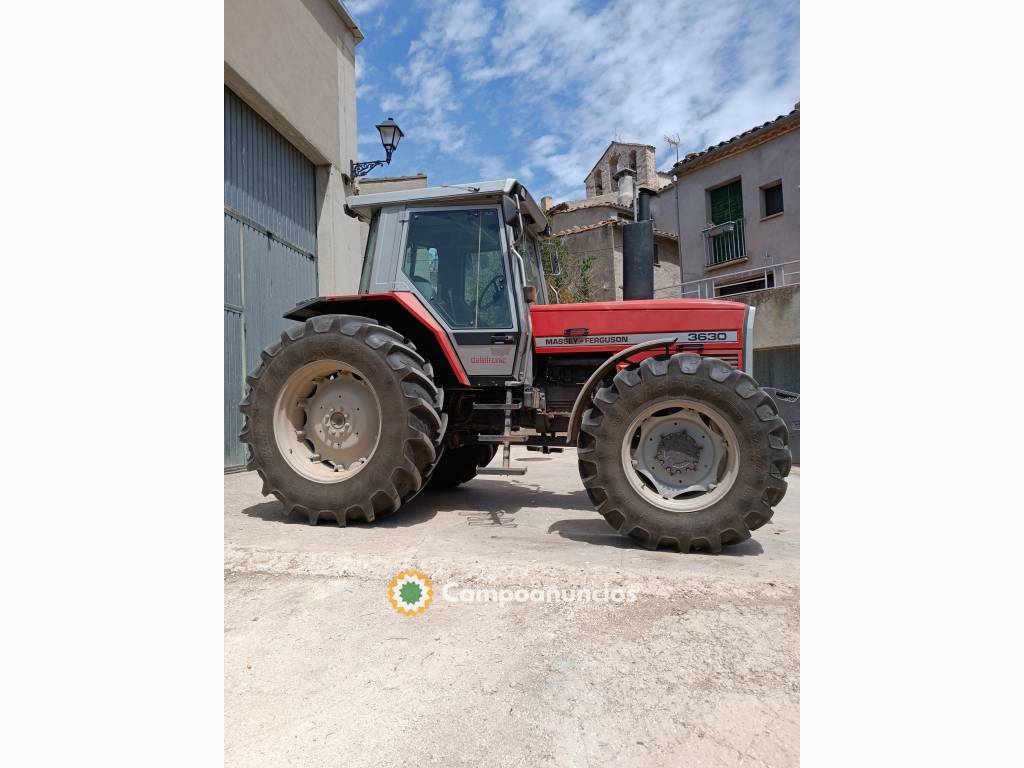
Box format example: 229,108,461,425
530,298,748,369
320,292,470,384
387,292,471,385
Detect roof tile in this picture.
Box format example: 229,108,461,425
674,103,799,173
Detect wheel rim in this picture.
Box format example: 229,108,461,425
619,398,740,513
273,360,382,484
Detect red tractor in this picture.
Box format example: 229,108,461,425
240,180,790,552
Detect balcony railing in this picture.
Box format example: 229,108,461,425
702,219,746,267
679,259,800,300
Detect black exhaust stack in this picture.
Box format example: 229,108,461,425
622,187,655,300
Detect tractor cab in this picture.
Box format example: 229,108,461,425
346,180,551,385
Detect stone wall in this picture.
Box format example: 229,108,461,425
550,206,626,233
585,143,664,197
558,225,616,302
652,235,681,299
556,224,680,303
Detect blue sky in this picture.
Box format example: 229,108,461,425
347,0,799,203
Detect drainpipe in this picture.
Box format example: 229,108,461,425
674,174,683,296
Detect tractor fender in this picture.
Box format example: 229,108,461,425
565,337,678,446
284,292,470,386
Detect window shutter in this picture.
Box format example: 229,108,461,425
709,180,743,225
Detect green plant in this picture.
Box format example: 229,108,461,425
542,236,594,304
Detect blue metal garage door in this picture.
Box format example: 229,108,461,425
754,345,800,463
224,87,317,470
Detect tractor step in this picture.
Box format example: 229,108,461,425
478,434,528,444
477,385,528,475
473,402,521,411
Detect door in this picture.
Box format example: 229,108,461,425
397,206,522,382
709,179,745,265
224,87,317,470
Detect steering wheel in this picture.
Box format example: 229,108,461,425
478,274,506,311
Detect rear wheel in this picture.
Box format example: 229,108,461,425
577,353,790,552
240,314,446,525
428,444,497,489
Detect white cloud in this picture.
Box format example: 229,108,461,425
488,1,794,158
477,154,534,183
355,59,377,98
357,130,382,148
344,0,387,17
477,155,507,179
528,134,563,157
366,0,798,199
429,0,496,57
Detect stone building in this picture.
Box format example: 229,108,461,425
584,142,673,198
548,142,677,302
547,197,679,302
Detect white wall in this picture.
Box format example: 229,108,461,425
674,128,800,290
224,0,363,295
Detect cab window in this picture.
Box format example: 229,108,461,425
517,231,548,304
401,208,512,329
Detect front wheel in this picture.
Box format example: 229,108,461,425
577,353,791,552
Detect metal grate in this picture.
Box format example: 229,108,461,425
701,351,740,368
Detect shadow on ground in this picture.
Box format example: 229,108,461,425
548,517,766,556
240,499,439,528
240,479,594,529
241,486,767,556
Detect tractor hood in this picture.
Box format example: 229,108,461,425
531,298,751,369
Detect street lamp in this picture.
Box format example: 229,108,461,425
350,117,404,179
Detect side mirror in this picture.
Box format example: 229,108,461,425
502,195,523,240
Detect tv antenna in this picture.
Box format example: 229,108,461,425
664,133,681,163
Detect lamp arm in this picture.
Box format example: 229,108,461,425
350,158,390,179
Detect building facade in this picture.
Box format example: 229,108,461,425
547,199,680,302
670,104,800,394
223,0,363,469
550,142,677,302
355,174,428,255
584,142,672,198
543,113,800,432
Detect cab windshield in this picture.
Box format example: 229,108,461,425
401,208,513,329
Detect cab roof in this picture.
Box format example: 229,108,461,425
345,178,549,236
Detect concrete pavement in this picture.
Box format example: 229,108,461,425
225,447,799,767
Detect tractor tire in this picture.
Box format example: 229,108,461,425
577,353,791,553
427,444,498,490
240,314,446,525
